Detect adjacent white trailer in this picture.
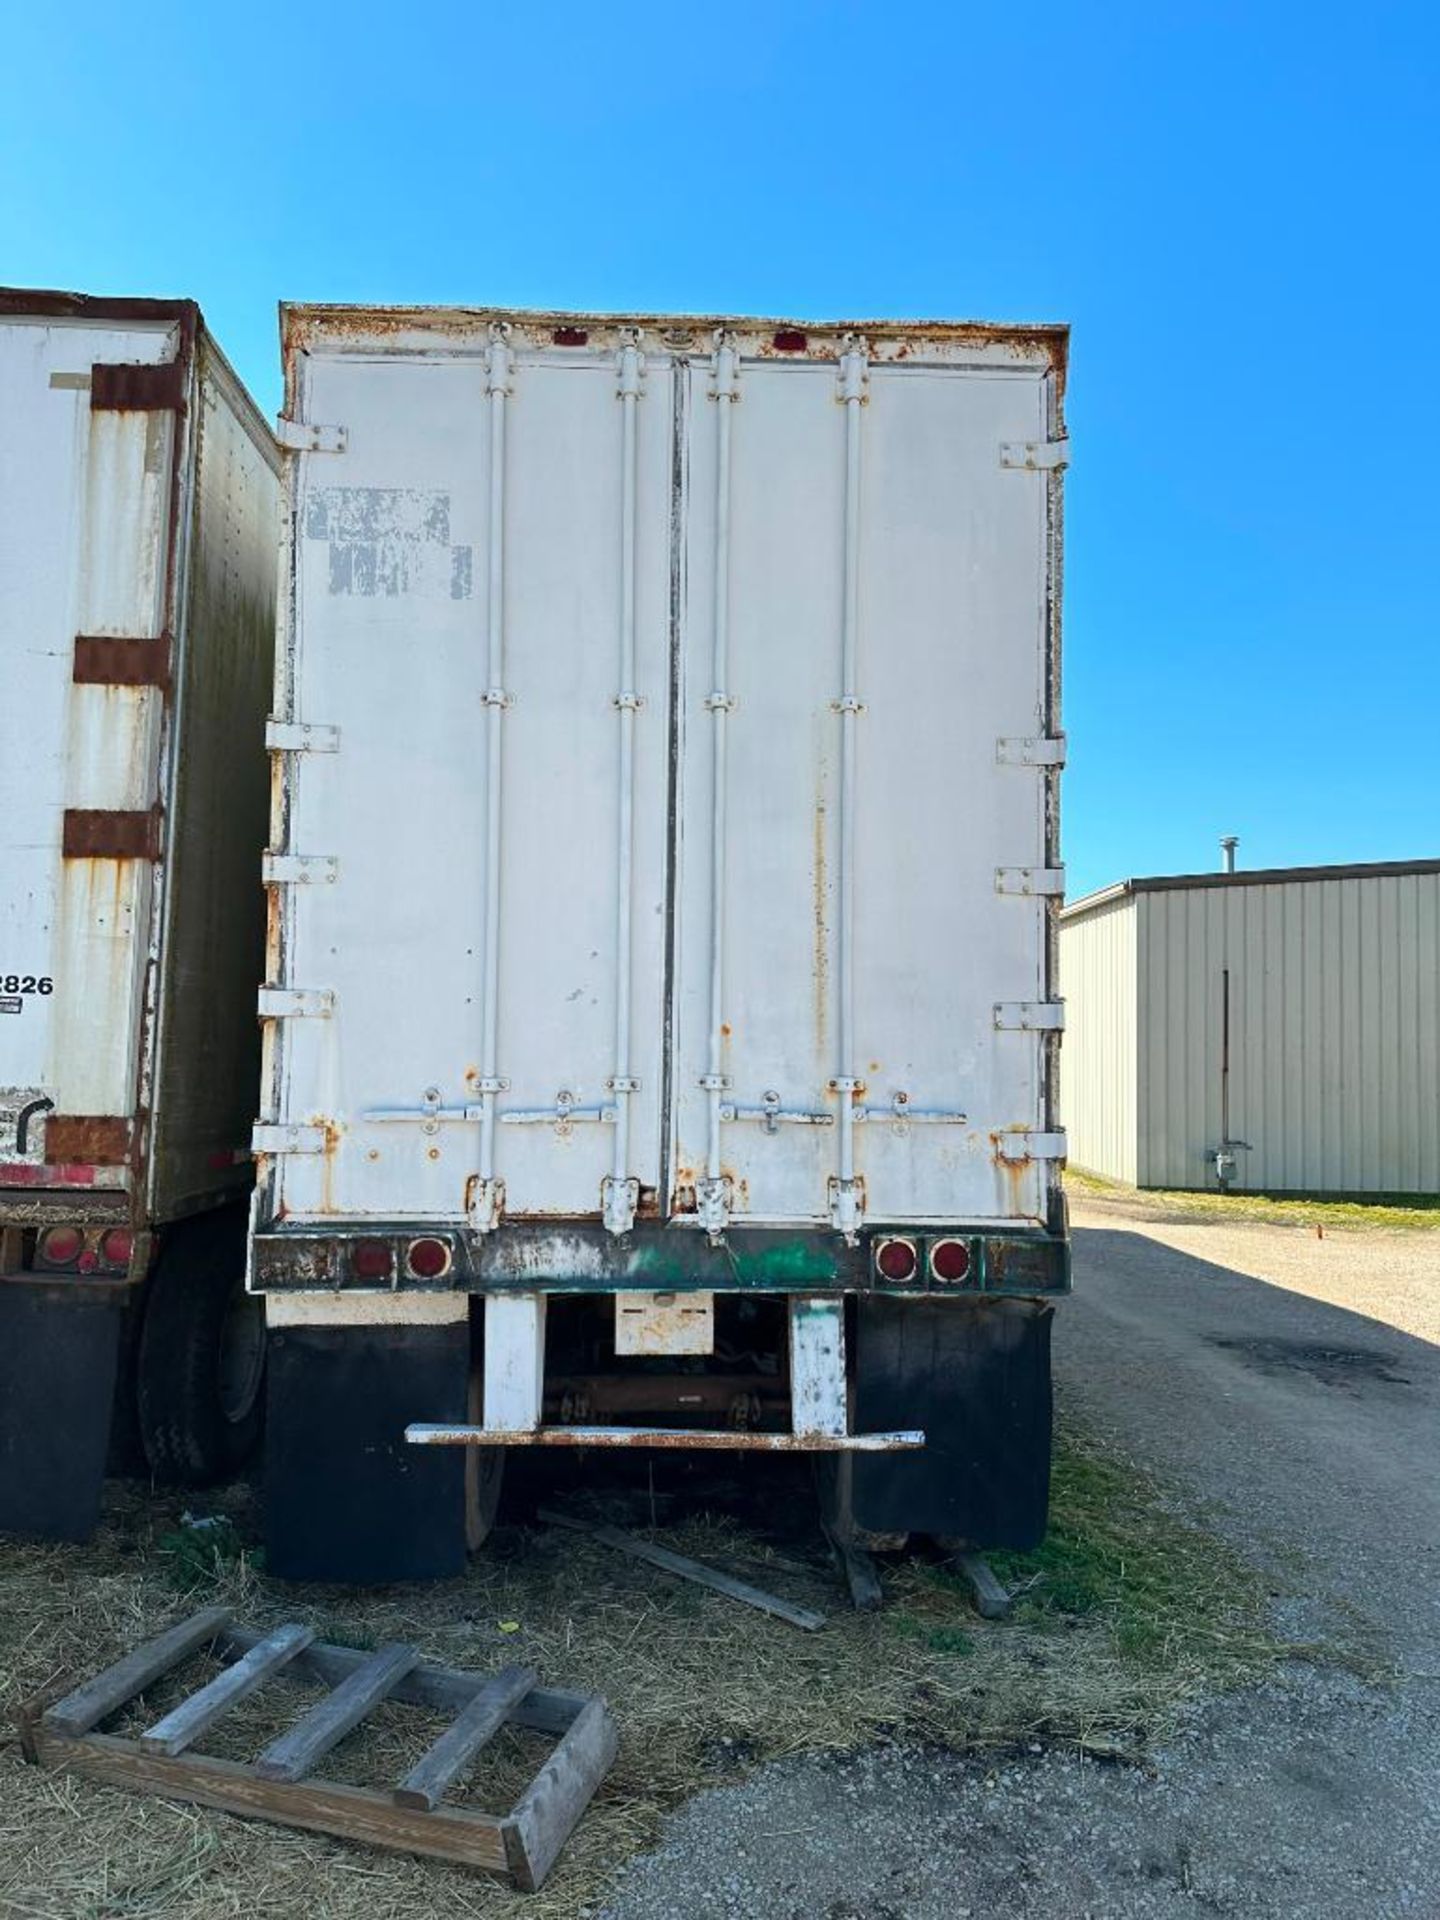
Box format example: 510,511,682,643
0,290,278,1540
252,305,1070,1581
1061,861,1440,1194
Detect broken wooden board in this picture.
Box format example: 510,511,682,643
825,1529,885,1612
21,1608,615,1891
954,1551,1013,1620
539,1507,828,1631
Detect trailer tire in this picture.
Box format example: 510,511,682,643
137,1209,264,1486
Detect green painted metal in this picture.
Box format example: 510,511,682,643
251,1222,1070,1299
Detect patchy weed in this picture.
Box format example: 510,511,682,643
1067,1169,1440,1233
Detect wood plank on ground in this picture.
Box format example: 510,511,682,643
254,1642,420,1782
140,1623,316,1757
827,1532,885,1612
503,1697,620,1892
28,1723,509,1873
42,1607,233,1738
538,1507,827,1631
393,1664,537,1811
955,1551,1013,1620
219,1626,589,1736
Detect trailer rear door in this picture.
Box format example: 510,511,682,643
269,322,1060,1234
273,342,675,1226
0,311,179,1188
669,346,1055,1230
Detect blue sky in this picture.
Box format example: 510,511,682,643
4,1,1435,898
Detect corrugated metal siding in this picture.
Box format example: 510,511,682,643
1058,895,1137,1183
1137,874,1440,1193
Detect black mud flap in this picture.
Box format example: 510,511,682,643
264,1321,468,1584
0,1280,126,1542
846,1295,1053,1550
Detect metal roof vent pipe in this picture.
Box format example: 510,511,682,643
1220,835,1239,875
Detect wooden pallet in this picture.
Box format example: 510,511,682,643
19,1606,616,1891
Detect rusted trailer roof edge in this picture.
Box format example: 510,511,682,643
281,301,1068,367
1,287,275,467
0,286,200,328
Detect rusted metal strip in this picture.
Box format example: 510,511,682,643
0,290,197,326
72,633,172,690
406,1423,925,1452
90,360,185,412
62,806,164,861
44,1117,132,1167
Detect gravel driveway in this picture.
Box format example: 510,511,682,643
599,1201,1440,1919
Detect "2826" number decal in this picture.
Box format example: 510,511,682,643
2,976,53,995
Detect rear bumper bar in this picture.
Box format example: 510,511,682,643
250,1218,1070,1298
406,1423,924,1452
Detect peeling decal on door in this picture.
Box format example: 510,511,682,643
304,487,473,600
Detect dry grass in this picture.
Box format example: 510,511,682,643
0,1432,1281,1919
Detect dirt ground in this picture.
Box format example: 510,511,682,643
600,1198,1440,1919
1071,1181,1440,1342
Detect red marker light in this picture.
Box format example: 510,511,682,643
874,1237,918,1282
930,1238,972,1284
100,1228,134,1270
406,1237,451,1280
37,1225,83,1267
351,1238,393,1280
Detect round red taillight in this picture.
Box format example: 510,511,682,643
76,1248,99,1274
874,1236,918,1282
351,1238,393,1280
37,1225,83,1267
406,1237,451,1280
930,1238,972,1284
100,1228,134,1270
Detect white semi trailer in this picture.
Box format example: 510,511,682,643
252,304,1069,1582
0,290,278,1539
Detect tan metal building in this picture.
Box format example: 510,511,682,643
1060,860,1440,1195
